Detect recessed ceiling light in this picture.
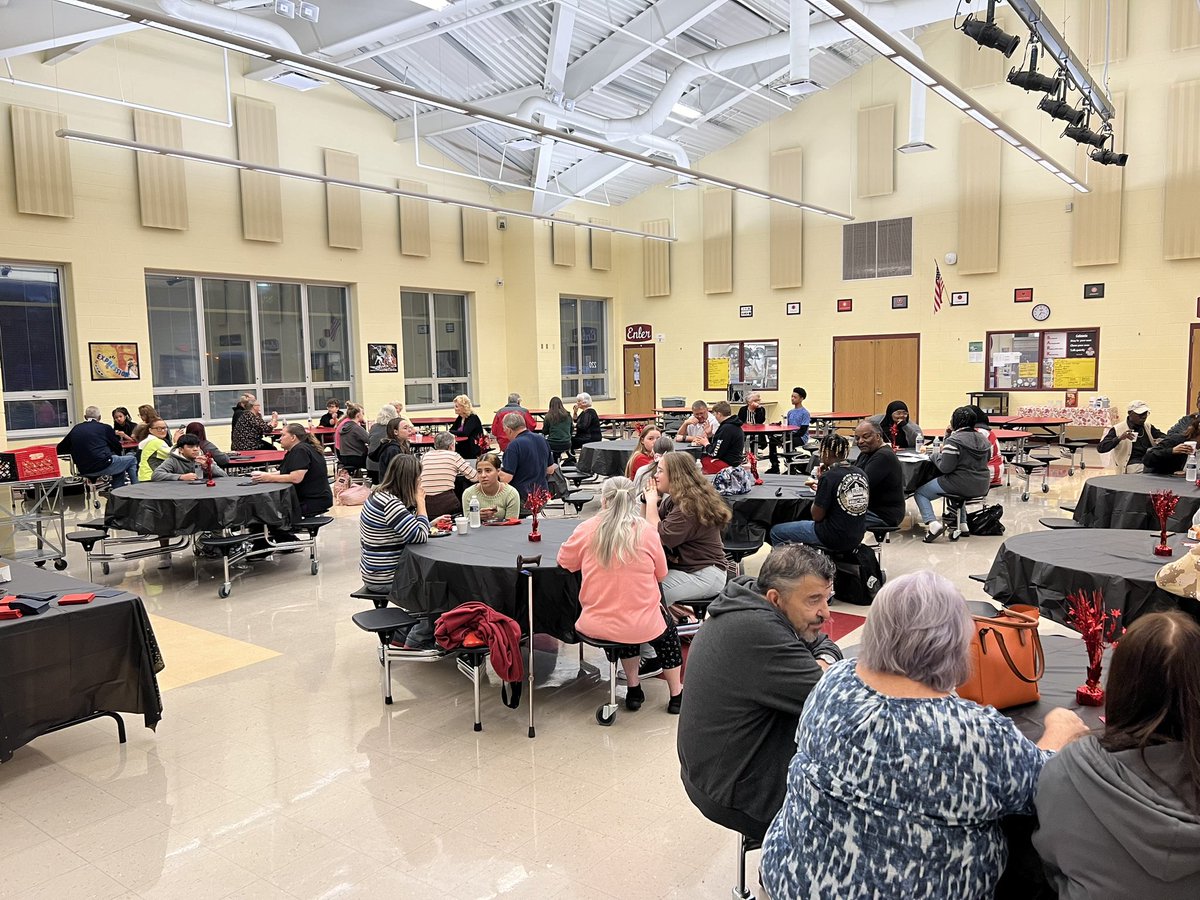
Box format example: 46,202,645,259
773,79,826,98
671,102,703,120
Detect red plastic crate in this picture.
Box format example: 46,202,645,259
0,445,62,483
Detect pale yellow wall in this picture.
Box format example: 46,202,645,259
613,3,1200,431
0,28,622,446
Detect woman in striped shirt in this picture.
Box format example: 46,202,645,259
359,454,429,593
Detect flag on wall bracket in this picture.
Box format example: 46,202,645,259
933,261,945,314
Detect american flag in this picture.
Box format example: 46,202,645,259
933,261,945,313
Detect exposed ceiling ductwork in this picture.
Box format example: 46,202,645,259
156,0,300,52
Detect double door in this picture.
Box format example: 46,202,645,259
832,335,921,422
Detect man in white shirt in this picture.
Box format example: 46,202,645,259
676,400,717,447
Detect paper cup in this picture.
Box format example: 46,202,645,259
455,516,470,535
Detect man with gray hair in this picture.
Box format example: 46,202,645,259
57,405,137,487
499,412,555,503
677,544,841,842
491,392,537,451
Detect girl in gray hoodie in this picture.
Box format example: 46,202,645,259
913,405,992,541
1033,612,1200,899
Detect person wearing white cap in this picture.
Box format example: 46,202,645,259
1099,401,1164,473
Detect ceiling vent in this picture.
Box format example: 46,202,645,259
267,70,326,91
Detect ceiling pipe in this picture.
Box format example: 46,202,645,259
513,0,957,147
790,0,811,81
519,97,691,167
891,31,934,152
156,0,300,51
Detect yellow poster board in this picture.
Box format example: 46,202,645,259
707,357,729,390
1018,362,1039,379
1052,357,1096,389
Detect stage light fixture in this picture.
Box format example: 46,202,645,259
1008,68,1060,92
961,14,1021,58
1064,124,1107,148
1038,96,1086,127
1090,147,1128,167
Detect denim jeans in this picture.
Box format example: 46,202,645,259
769,519,824,549
913,477,946,524
84,453,138,488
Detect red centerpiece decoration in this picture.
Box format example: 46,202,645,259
525,486,552,542
202,452,216,487
476,433,491,454
1150,489,1179,556
888,423,899,452
1065,588,1123,706
745,450,763,486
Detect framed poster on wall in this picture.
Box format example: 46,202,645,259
984,328,1099,391
704,340,779,391
89,343,140,380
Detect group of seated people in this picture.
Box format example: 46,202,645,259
677,548,1200,897
1096,395,1200,476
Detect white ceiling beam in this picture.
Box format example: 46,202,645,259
0,22,140,61
394,86,543,141
531,1,576,215
560,0,725,98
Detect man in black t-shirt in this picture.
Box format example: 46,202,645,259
702,401,746,475
852,420,906,529
769,434,868,553
252,425,332,529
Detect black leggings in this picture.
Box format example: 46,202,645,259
602,608,683,669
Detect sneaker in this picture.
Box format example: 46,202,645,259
923,521,944,544
625,684,645,711
638,658,663,679
667,692,683,715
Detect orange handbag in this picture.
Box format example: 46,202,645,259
958,604,1045,710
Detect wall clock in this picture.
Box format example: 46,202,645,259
1032,303,1051,322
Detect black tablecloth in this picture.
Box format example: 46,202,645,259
984,529,1195,624
577,439,703,477
720,474,815,543
391,517,583,640
896,453,938,494
0,560,164,761
105,480,301,535
1072,474,1200,530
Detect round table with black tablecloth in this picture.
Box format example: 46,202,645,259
716,474,815,544
894,451,938,494
576,439,702,477
105,480,301,535
390,517,583,640
1071,473,1200,530
984,528,1198,625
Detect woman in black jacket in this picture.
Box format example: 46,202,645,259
572,392,603,450
450,394,485,459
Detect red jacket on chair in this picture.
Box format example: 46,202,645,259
434,602,524,683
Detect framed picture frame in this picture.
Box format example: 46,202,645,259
950,291,969,307
1084,283,1105,299
1014,287,1034,303
786,302,801,316
837,299,853,313
891,295,908,309
367,343,399,374
89,342,140,380
739,305,754,318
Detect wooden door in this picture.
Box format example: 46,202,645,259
623,344,656,414
1188,325,1200,414
833,334,920,421
875,337,920,421
832,337,878,416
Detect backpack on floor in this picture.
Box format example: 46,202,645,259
832,544,886,606
967,503,1005,536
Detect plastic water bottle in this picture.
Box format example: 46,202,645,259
468,495,481,528
932,435,942,453
1188,451,1198,484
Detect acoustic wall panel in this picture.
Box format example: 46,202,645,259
643,219,671,297
1170,0,1200,51
133,109,187,230
703,187,733,294
1073,92,1125,267
10,105,73,218
396,179,430,257
1086,0,1127,62
234,95,282,242
956,122,1002,275
461,207,489,264
589,218,612,271
769,147,803,289
857,104,894,199
322,149,361,250
1164,80,1200,260
551,213,576,266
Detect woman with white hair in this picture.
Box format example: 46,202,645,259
558,477,684,714
571,392,603,450
760,571,1088,900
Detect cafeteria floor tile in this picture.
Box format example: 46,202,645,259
0,451,1106,898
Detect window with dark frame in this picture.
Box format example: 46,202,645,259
0,263,72,437
401,290,471,408
560,296,609,399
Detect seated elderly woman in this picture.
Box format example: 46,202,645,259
557,476,684,714
418,431,477,518
571,392,603,450
1033,611,1200,900
760,571,1087,900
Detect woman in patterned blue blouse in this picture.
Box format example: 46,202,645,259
760,571,1087,900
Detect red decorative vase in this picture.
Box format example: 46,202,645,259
528,513,541,542
1154,527,1173,557
1075,665,1105,706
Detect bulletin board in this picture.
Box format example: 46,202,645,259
985,328,1099,391
703,340,779,391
